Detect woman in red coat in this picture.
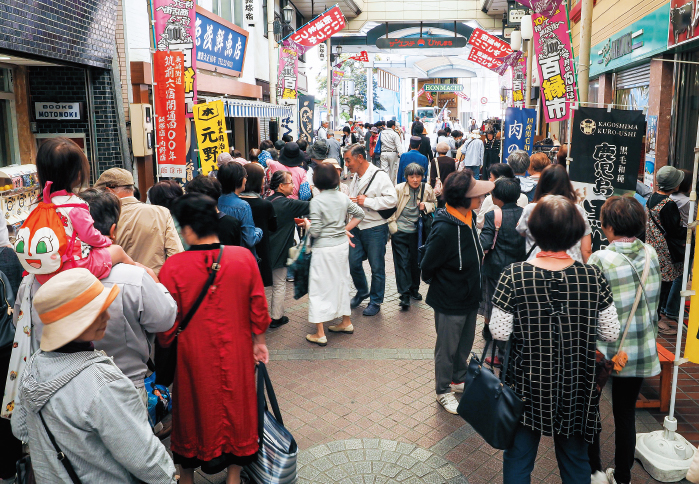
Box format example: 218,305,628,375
157,193,270,484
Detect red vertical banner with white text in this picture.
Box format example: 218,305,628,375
153,51,187,178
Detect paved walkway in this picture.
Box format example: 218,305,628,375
181,242,693,484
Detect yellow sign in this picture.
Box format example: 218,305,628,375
685,240,699,362
193,100,229,176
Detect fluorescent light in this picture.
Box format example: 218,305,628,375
0,57,10,60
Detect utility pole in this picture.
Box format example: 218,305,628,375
268,0,277,104
525,39,533,109
367,66,373,123
577,0,594,104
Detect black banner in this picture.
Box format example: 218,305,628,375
569,107,645,193
298,94,315,143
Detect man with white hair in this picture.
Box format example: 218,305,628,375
317,121,329,142
456,130,484,179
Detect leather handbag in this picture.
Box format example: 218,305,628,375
154,246,224,387
433,158,443,197
244,362,298,484
456,338,524,450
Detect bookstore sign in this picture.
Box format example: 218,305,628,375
34,102,82,121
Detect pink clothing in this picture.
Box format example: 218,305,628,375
35,189,113,284
266,160,306,200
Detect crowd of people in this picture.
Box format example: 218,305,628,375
0,124,688,484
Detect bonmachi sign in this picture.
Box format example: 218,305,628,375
423,84,464,92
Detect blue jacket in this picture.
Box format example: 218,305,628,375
397,150,429,184
218,193,263,253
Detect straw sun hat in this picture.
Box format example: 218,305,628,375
35,268,120,351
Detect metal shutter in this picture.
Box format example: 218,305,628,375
259,118,270,141
615,63,651,89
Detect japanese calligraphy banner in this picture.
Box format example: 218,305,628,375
154,51,187,178
514,0,563,18
278,47,299,99
195,8,248,77
467,47,504,73
468,28,513,58
280,99,299,140
532,5,578,123
289,5,346,47
154,0,197,117
503,107,537,157
193,100,230,176
298,94,315,143
569,107,645,250
512,54,527,108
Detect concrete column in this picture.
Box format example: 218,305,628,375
367,67,373,124
413,78,417,117
268,0,277,105
597,72,614,105
648,57,675,171
577,0,594,104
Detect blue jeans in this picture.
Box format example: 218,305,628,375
462,166,480,179
663,274,683,319
503,425,590,484
349,224,389,305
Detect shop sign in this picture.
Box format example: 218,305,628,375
289,5,346,47
298,95,315,143
568,107,645,250
511,54,527,108
467,47,504,71
154,51,187,178
244,0,254,27
34,102,81,120
349,51,369,62
503,107,536,156
154,0,197,118
468,29,512,58
507,1,526,26
280,99,298,140
318,42,327,62
514,0,563,17
195,8,248,77
532,5,578,123
193,100,230,176
376,37,467,49
685,247,699,362
278,47,299,99
669,0,698,47
423,84,464,92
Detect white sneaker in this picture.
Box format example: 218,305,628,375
436,392,459,414
605,468,617,484
590,471,607,484
451,382,465,393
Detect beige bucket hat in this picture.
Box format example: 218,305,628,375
35,268,120,351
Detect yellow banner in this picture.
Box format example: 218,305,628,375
685,239,699,363
193,100,229,176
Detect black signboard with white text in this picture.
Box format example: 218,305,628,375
298,94,315,143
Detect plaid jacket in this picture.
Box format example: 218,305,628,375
587,239,661,377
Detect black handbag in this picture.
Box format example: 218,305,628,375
16,454,35,484
155,245,224,387
0,270,16,350
456,338,524,450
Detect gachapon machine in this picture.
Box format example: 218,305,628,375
0,165,40,242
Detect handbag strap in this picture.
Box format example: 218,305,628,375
434,157,442,181
178,245,224,334
614,245,652,352
362,170,380,196
479,336,514,384
39,411,82,484
255,362,284,446
648,198,670,236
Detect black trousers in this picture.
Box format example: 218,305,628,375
588,376,644,484
658,280,673,319
391,231,420,296
0,346,23,478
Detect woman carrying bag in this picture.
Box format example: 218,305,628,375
490,195,621,484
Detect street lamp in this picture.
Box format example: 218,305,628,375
282,3,294,25
336,45,342,56
510,30,522,52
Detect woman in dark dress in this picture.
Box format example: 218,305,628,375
482,130,500,180
241,163,277,286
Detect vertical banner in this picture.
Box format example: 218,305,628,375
278,47,299,99
244,0,255,27
154,0,197,117
425,92,433,103
503,107,537,157
193,100,230,176
280,98,299,140
685,244,699,362
532,5,577,123
153,51,186,178
298,94,315,142
512,55,527,108
645,115,658,189
568,107,645,251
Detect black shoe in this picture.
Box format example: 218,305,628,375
363,303,381,316
351,293,369,309
400,294,410,310
269,316,289,328
410,290,422,301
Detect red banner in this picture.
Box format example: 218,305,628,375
349,50,369,62
425,92,433,103
468,47,504,72
413,88,425,102
153,51,187,178
456,91,470,101
289,5,346,47
468,28,512,58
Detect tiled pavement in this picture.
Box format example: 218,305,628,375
184,243,695,484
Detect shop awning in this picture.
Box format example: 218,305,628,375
203,97,293,118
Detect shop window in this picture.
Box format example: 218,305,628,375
614,86,649,111
262,0,268,37
233,0,243,27
587,79,598,106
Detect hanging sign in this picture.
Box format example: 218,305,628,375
494,50,523,76
289,5,346,47
318,42,327,62
468,28,513,58
244,0,255,27
278,47,299,99
349,51,369,62
298,94,315,142
413,88,425,102
468,47,504,72
154,51,186,178
568,107,645,251
512,54,527,108
514,0,563,18
193,100,230,176
456,91,470,101
685,247,699,362
424,84,464,92
280,99,299,140
503,107,536,156
376,37,467,49
532,5,578,123
154,0,197,117
195,8,248,77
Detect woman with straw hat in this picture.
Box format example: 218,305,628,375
11,268,176,483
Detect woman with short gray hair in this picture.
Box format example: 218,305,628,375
388,163,437,310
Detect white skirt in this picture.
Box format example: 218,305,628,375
308,241,351,324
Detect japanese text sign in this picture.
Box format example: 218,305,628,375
467,47,504,72
425,92,433,103
154,0,197,117
244,0,254,26
349,51,369,62
532,5,578,123
195,8,248,77
278,47,299,99
514,0,563,18
298,95,315,142
413,88,425,102
193,100,230,176
685,246,699,363
376,37,467,49
154,51,187,178
289,5,345,47
468,29,513,58
569,107,645,250
503,107,537,157
512,55,527,108
456,92,470,101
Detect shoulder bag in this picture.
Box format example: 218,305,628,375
456,337,524,450
417,183,433,253
39,411,82,483
290,233,312,300
362,171,397,219
154,246,224,387
483,207,503,255
432,158,443,197
648,198,685,263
